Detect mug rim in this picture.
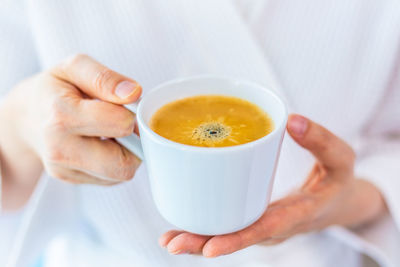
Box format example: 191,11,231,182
136,74,288,152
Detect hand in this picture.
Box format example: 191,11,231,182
1,54,142,186
159,114,386,257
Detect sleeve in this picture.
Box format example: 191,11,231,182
0,210,23,265
324,66,400,267
350,64,400,265
0,0,40,99
354,74,400,228
0,0,40,265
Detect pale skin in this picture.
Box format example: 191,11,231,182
159,115,387,257
0,54,142,209
0,55,386,256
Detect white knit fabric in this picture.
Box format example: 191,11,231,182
1,0,400,266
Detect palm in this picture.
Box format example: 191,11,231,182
159,115,355,257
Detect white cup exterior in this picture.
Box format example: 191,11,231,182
135,76,287,235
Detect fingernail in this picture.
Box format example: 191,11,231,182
289,115,308,137
115,81,138,99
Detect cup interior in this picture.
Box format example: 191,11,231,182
138,75,287,146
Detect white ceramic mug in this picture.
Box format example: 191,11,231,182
117,75,288,235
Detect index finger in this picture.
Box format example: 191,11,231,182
51,54,142,104
203,194,312,257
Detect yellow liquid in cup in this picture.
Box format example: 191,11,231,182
150,95,274,147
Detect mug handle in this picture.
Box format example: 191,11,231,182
116,102,145,160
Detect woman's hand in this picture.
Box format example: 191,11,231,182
159,114,386,257
1,54,142,187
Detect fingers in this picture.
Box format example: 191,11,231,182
45,136,141,182
159,230,185,248
159,116,356,258
160,230,268,257
42,77,136,138
165,232,211,255
160,193,316,257
159,216,272,257
202,235,285,257
287,114,355,172
200,208,283,257
46,165,122,185
51,54,142,104
72,100,136,137
75,137,141,181
202,234,245,257
201,205,297,257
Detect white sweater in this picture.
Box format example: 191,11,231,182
1,0,400,266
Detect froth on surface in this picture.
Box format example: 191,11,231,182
192,121,232,146
149,95,274,147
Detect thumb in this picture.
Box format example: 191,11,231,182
51,54,142,104
287,114,355,172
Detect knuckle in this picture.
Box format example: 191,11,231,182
50,53,92,80
42,131,74,166
116,111,135,136
118,165,137,181
43,140,66,164
343,145,356,168
119,123,135,137
46,98,70,132
65,53,88,68
316,141,330,153
117,153,139,180
317,130,332,151
93,67,115,93
54,54,88,76
331,145,355,172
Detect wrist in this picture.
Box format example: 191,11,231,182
328,179,386,228
0,87,43,210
